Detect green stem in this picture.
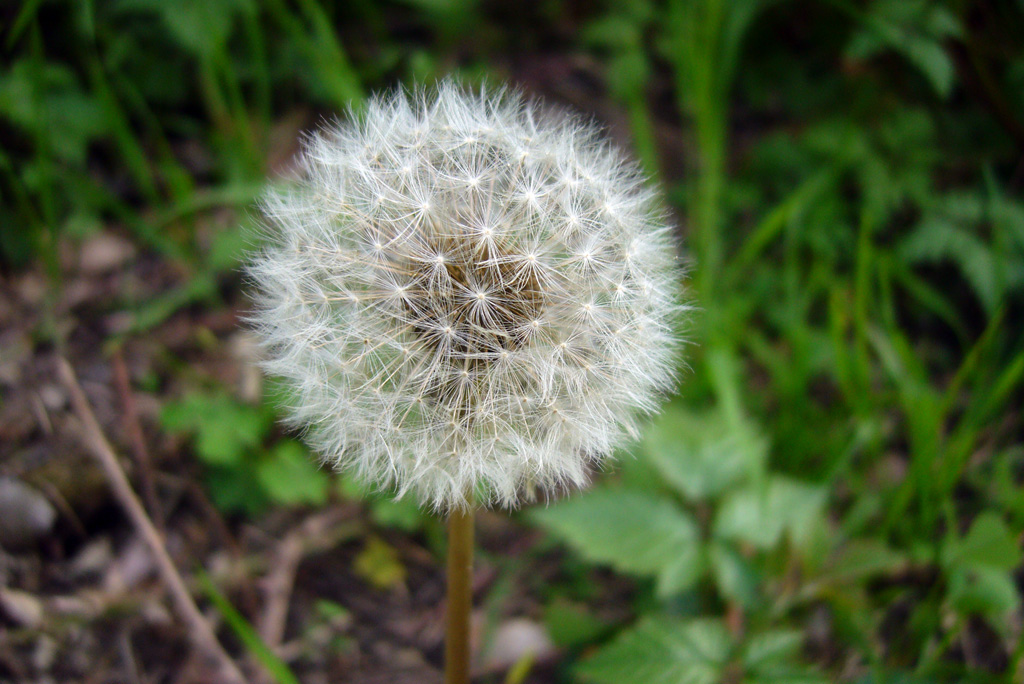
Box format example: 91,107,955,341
445,504,474,684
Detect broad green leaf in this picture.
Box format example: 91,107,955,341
709,541,758,608
256,440,330,506
543,600,609,649
370,496,426,532
941,513,1022,625
714,476,826,551
578,618,826,684
205,464,268,516
0,60,108,165
576,618,730,684
643,404,768,500
742,630,802,669
814,538,907,587
742,629,829,683
116,0,252,59
530,488,703,596
942,512,1022,573
946,566,1020,625
160,394,272,466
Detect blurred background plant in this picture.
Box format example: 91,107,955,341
1,0,1022,682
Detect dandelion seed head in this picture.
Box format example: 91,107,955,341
247,80,686,510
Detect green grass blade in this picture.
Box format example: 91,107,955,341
198,570,301,684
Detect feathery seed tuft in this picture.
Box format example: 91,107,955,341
247,81,686,510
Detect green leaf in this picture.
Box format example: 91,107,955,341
256,440,330,506
369,496,426,532
0,60,108,165
742,630,803,669
815,538,907,587
581,16,641,50
607,50,649,100
900,212,1002,314
941,513,1022,625
709,541,758,608
576,618,731,684
205,465,269,516
942,512,1022,573
742,629,829,683
897,37,956,100
643,404,768,500
160,393,272,466
714,476,826,551
543,600,609,649
336,474,426,532
530,488,703,596
946,566,1020,625
116,0,253,59
845,0,962,99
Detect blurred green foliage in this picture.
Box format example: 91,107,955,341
160,392,330,514
4,0,1024,681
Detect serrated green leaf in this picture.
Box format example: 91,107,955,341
256,440,329,506
714,476,826,551
815,538,907,587
845,0,961,99
576,618,731,684
643,404,768,500
742,630,803,668
743,629,829,684
709,541,758,608
530,488,702,595
900,216,1001,313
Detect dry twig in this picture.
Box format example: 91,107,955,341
258,506,360,649
111,348,163,530
57,357,247,684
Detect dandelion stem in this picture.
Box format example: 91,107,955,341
444,502,474,684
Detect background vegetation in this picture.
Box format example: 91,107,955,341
2,0,1022,682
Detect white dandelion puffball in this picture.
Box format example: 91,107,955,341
248,81,685,510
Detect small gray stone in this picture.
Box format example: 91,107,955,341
0,477,57,547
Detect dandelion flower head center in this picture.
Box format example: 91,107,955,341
396,233,544,365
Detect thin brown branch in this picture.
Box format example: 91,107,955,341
57,357,247,684
257,506,359,649
111,347,163,531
